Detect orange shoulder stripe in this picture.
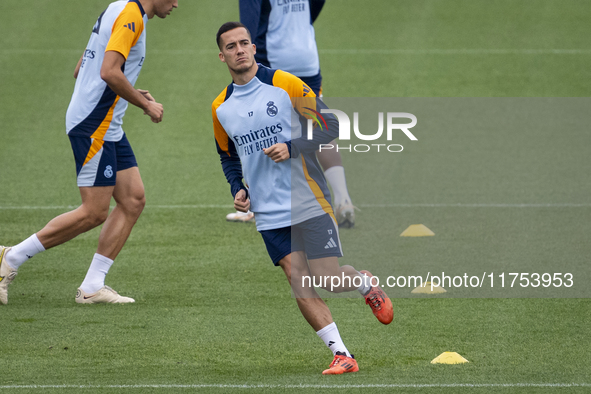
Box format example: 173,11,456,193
272,69,316,99
212,88,230,155
272,69,318,121
105,2,145,59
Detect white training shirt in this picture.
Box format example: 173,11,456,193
66,0,148,142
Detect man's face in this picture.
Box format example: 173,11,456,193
154,0,178,19
219,28,256,74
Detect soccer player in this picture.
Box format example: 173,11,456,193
0,0,178,305
225,0,356,227
212,22,393,375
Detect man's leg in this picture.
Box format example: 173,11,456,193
279,252,333,331
298,213,393,324
37,187,114,249
307,256,364,294
1,187,113,304
279,252,358,375
317,146,356,228
5,186,113,267
96,167,145,260
76,167,144,303
308,256,393,325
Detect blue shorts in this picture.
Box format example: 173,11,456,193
260,213,343,266
69,134,137,187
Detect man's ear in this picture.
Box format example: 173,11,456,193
219,51,226,63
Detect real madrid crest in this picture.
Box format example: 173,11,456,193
266,101,278,117
104,165,114,178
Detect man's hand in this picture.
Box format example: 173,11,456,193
263,143,290,163
138,89,163,123
144,99,164,123
234,189,251,212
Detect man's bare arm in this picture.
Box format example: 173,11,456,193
100,51,163,123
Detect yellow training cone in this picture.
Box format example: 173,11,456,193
400,224,435,237
431,352,469,364
411,282,447,294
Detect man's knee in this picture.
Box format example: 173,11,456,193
113,167,146,217
309,261,354,293
130,193,146,216
308,257,342,278
279,256,293,284
279,254,309,286
119,190,146,218
83,206,109,227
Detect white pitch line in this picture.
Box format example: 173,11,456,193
320,48,591,55
0,203,588,210
2,48,591,56
358,203,591,208
148,204,234,209
0,206,80,210
0,383,589,389
0,49,216,55
0,205,233,210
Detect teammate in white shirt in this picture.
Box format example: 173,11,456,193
0,0,178,305
212,22,393,375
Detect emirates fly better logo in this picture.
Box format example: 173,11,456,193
304,108,418,153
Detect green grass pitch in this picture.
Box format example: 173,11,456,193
1,1,590,393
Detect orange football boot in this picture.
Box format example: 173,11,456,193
322,352,359,375
360,270,393,325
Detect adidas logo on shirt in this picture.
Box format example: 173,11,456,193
124,22,136,32
324,237,338,249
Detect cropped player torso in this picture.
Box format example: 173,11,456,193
66,0,148,142
241,0,320,77
266,0,319,77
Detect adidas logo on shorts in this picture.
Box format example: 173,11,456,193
324,237,337,249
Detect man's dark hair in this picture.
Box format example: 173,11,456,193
216,22,251,49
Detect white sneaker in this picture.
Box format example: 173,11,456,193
225,211,255,223
76,286,135,304
0,246,18,305
335,200,357,228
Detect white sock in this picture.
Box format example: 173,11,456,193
80,253,114,294
323,166,352,205
357,272,372,296
5,234,46,269
316,322,351,357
